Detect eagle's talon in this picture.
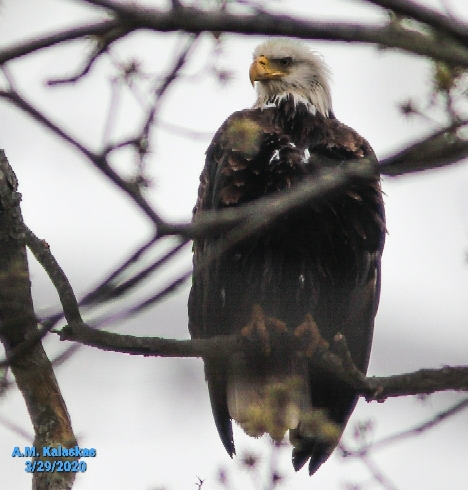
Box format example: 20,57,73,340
294,314,329,357
241,304,287,355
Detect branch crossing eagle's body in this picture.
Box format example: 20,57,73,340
188,39,385,475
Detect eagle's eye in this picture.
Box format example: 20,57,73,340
278,57,292,67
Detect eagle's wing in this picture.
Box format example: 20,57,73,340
188,103,385,473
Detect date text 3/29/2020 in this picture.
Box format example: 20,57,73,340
12,445,96,473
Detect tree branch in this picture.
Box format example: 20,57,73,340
156,125,468,241
0,151,77,490
368,397,468,452
0,19,121,64
364,0,468,44
365,367,468,400
81,239,189,306
0,83,166,229
80,1,468,67
380,123,468,175
58,322,468,401
160,158,379,239
1,2,467,68
24,227,83,327
141,34,199,139
59,323,243,359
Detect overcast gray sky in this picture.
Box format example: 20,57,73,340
1,1,468,489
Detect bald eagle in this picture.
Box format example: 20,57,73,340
188,39,385,475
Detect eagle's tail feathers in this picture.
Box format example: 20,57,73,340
205,361,236,457
292,440,332,475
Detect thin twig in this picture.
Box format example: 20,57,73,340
91,268,192,330
360,454,400,490
24,227,83,326
0,86,166,229
369,397,468,452
0,414,33,442
339,397,468,489
80,233,159,305
47,25,131,86
83,239,189,306
140,34,199,143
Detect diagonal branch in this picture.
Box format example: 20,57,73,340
46,23,131,86
0,84,166,229
0,226,86,369
142,34,199,139
87,268,192,330
363,0,468,44
24,227,83,327
158,124,468,242
0,413,33,442
161,158,379,239
80,237,188,307
380,123,468,175
368,397,468,453
0,19,122,64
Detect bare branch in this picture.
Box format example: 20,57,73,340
340,397,468,488
0,2,466,78
51,344,82,369
158,119,213,140
82,239,189,306
92,268,192,329
0,321,61,369
140,34,199,144
80,1,468,67
380,122,468,175
369,397,468,452
24,227,83,326
47,53,102,85
162,158,379,240
123,268,192,316
0,77,94,160
0,84,166,229
359,454,400,490
47,45,105,86
0,414,33,442
58,322,468,400
46,24,134,86
0,151,77,490
80,233,159,305
59,323,243,358
364,0,468,44
365,366,468,400
0,19,121,64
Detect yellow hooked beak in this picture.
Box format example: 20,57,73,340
249,55,287,86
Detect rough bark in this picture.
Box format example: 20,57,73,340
0,151,77,490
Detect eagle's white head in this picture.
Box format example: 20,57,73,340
250,38,333,117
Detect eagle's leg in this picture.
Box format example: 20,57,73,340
240,304,287,355
294,313,329,357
